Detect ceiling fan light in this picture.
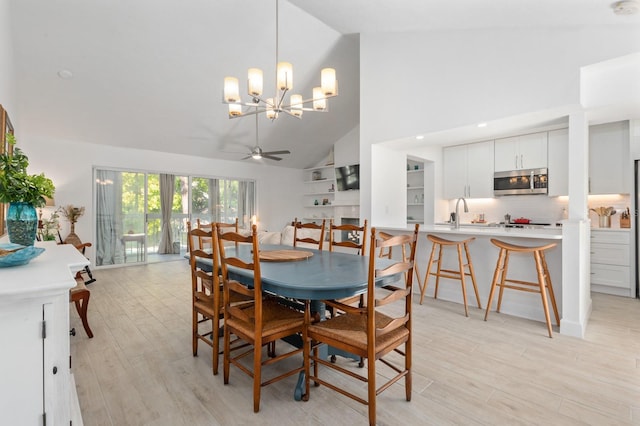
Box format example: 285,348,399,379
223,77,240,103
277,62,293,91
321,68,337,96
248,68,263,97
290,94,303,117
313,87,326,111
228,103,242,117
251,152,262,159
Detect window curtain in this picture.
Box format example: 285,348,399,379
210,178,219,222
95,170,123,266
158,173,175,254
238,181,255,229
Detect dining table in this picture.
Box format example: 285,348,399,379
193,243,401,400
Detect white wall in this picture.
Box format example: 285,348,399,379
23,136,301,263
0,0,15,115
0,0,15,243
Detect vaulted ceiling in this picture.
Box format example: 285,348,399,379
9,0,639,168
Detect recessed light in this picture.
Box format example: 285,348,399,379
477,122,488,128
57,69,73,79
415,135,424,140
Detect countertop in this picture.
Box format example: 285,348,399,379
423,224,563,240
382,223,563,240
0,241,89,297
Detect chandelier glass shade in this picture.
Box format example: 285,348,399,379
222,0,338,120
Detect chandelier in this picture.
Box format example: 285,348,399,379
222,0,338,120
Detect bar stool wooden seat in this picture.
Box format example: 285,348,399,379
484,238,559,338
420,234,482,317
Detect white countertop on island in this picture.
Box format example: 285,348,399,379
422,224,563,240
382,224,563,240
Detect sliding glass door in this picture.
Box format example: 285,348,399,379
94,168,255,267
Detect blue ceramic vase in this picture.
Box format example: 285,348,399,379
6,202,38,246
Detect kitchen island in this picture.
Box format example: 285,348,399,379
383,224,563,329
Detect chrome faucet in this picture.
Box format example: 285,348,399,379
454,197,468,229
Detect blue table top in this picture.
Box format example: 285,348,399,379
202,244,398,300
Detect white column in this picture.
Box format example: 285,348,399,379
560,110,592,338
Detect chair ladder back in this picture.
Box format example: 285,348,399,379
329,218,368,255
294,218,326,250
368,224,419,333
217,224,262,313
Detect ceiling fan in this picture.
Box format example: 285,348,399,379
241,113,291,161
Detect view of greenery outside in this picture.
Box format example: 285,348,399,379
115,171,249,260
121,172,145,235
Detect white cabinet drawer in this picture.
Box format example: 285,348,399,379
591,263,630,288
590,243,630,266
590,230,630,244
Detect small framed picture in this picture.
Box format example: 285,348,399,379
322,198,329,205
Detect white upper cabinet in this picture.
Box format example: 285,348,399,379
589,121,631,195
547,128,569,197
443,140,494,199
494,132,548,172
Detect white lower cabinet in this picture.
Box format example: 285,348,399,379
0,243,89,425
590,229,633,297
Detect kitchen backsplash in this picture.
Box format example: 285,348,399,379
446,194,631,228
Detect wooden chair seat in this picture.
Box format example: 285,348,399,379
224,299,305,340
308,311,409,355
69,276,93,338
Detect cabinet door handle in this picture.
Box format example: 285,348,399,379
520,154,524,169
515,155,518,169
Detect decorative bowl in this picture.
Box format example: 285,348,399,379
0,243,45,268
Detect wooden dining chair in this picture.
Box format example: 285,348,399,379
69,274,93,338
218,224,307,413
187,221,222,375
293,217,326,250
304,223,419,426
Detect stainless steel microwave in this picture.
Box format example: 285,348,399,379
494,168,548,196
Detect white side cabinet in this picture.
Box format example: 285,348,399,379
494,132,547,172
0,242,89,425
443,140,494,199
590,229,633,297
547,128,569,197
589,121,631,195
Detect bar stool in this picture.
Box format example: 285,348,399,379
484,238,559,338
420,234,482,317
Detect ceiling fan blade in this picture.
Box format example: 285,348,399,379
261,150,290,156
262,155,283,161
240,155,252,160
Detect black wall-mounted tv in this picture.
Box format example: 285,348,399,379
335,164,360,191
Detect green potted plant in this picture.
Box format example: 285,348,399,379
0,133,55,245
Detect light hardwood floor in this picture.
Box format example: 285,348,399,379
70,261,640,425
